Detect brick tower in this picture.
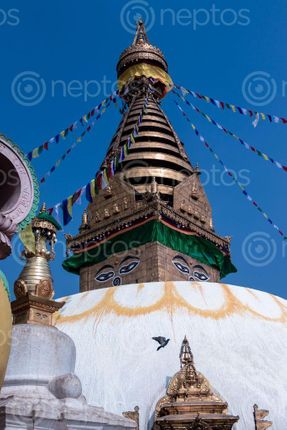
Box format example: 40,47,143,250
63,20,236,291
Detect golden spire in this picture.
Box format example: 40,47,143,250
12,208,63,325
132,18,150,45
179,335,194,368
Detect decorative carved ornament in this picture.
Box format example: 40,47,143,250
0,135,39,230
14,279,28,298
254,404,272,430
123,406,139,429
36,279,54,299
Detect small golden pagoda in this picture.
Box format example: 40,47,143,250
12,203,63,325
153,337,239,429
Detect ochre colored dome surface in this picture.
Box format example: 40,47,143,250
0,280,12,387
55,282,287,429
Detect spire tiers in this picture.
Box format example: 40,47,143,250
153,337,239,429
103,87,193,204
12,205,63,325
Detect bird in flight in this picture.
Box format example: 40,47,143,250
152,336,170,351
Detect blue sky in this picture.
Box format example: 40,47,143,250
1,0,287,299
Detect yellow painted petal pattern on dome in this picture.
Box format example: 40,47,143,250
55,282,287,324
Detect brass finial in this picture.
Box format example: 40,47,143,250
180,336,194,368
82,210,88,226
151,177,158,194
40,202,47,213
79,210,90,232
133,18,149,45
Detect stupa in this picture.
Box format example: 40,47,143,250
54,20,286,429
3,19,287,430
0,205,136,429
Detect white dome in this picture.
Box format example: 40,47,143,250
55,281,287,429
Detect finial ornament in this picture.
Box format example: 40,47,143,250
82,210,88,225
151,177,158,195
133,18,149,45
79,209,90,232
40,202,47,213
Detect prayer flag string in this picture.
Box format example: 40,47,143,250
27,91,119,161
174,101,286,240
175,83,287,125
39,96,117,184
48,89,151,225
173,90,287,173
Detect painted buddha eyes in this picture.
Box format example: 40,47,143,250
192,270,209,282
173,261,190,274
192,265,209,281
119,260,140,275
95,257,140,286
172,256,210,282
95,267,115,283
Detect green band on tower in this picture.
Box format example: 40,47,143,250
63,220,236,279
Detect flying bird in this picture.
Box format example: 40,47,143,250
152,336,170,351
